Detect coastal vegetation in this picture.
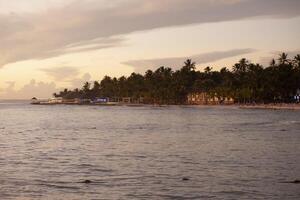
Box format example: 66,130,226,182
54,53,300,104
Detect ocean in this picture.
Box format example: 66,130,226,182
0,101,299,199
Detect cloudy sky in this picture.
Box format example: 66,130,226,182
0,0,299,99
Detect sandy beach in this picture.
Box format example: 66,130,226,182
239,103,300,110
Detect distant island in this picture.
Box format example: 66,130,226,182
32,53,300,106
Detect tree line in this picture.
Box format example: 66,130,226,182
54,53,300,104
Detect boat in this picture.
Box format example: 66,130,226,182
30,97,40,105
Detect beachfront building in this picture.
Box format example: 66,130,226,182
294,89,300,103
122,97,131,104
187,92,234,105
62,98,81,104
121,97,144,104
48,97,63,104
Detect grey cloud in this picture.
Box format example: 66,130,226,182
259,49,300,66
5,81,16,88
123,48,256,73
270,50,300,57
0,0,299,67
69,73,92,89
0,73,94,99
40,66,80,81
0,79,58,99
62,37,125,54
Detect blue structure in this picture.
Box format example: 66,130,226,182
93,97,110,104
294,89,300,103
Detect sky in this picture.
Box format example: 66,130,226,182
0,0,300,99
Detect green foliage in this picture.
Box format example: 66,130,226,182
54,53,300,104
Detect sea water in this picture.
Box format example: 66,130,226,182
0,101,299,199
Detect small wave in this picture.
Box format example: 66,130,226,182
38,183,80,190
217,190,247,195
104,154,148,159
86,127,97,130
237,121,274,127
77,163,95,168
91,168,114,173
279,120,300,125
151,194,215,200
34,180,82,190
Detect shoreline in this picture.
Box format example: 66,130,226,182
30,102,300,110
239,104,300,110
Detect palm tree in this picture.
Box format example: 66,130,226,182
91,81,101,98
82,82,91,98
270,59,276,67
294,54,300,69
204,66,212,73
278,52,289,65
183,59,196,71
233,58,249,73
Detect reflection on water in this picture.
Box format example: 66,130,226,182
0,102,300,199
